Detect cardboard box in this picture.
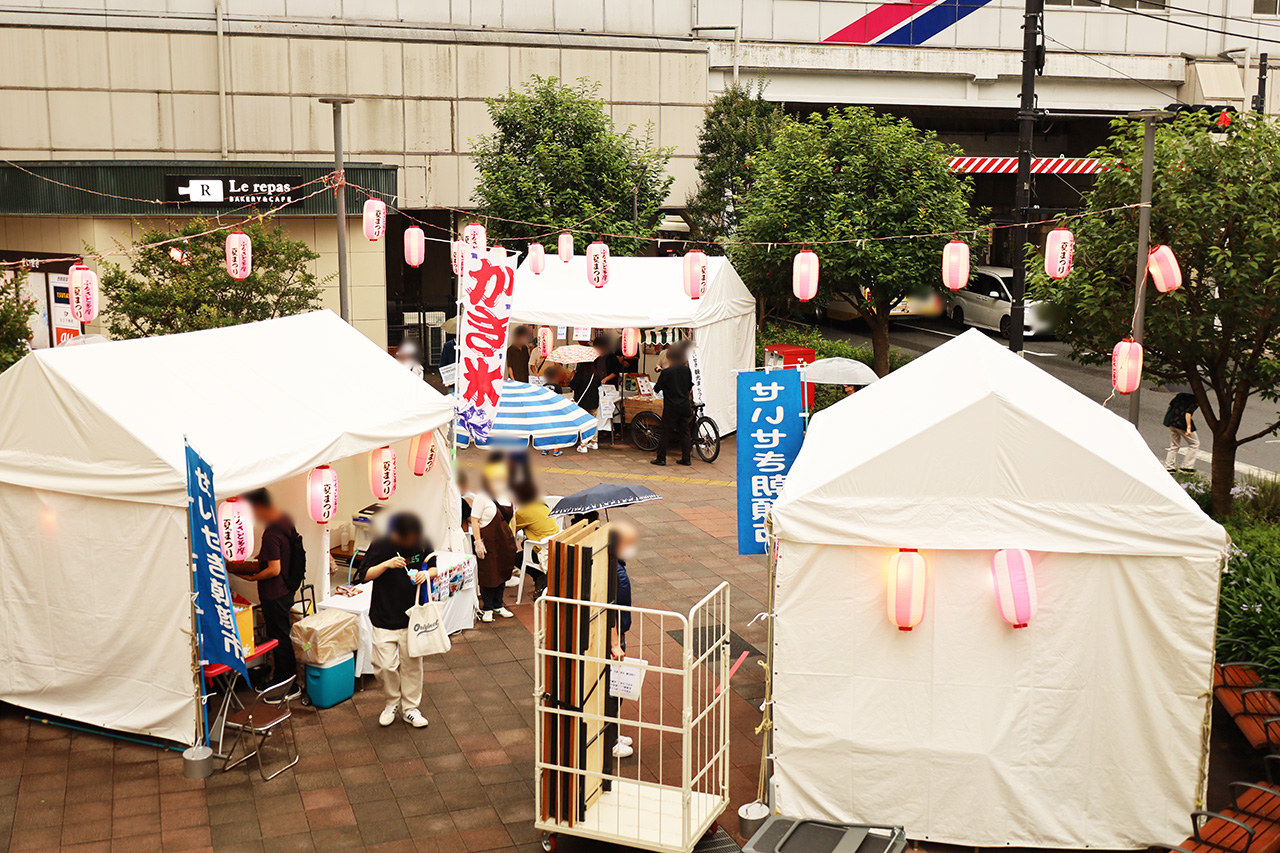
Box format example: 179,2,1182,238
232,594,255,658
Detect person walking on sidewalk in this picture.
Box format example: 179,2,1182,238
651,341,694,467
1164,392,1200,473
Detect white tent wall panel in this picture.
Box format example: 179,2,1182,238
0,483,197,745
692,307,754,436
772,540,1217,848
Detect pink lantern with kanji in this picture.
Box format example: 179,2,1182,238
529,243,546,275
992,548,1037,629
368,446,397,500
622,328,640,358
409,433,437,477
1044,228,1074,280
684,250,709,300
463,222,487,252
404,226,426,268
363,199,387,241
225,231,252,281
558,232,574,262
942,240,970,291
218,497,254,562
451,240,465,276
306,465,339,525
537,326,554,358
793,250,819,302
1112,338,1143,395
68,264,99,324
887,549,927,632
586,241,610,288
1147,245,1182,293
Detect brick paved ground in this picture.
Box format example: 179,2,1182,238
0,437,770,853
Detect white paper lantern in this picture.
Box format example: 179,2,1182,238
363,199,387,242
529,243,546,275
586,241,610,288
404,226,426,268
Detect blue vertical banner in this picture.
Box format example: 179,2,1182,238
736,370,804,555
184,441,249,681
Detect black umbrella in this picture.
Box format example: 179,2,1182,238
549,484,662,517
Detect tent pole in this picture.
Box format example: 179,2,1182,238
25,717,187,753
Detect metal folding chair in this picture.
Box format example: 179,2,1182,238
222,675,300,781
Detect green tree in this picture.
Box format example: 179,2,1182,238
685,79,783,247
0,270,37,372
472,76,674,256
733,107,979,375
1029,113,1280,517
97,216,324,339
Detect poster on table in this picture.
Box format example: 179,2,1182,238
184,441,250,680
736,370,803,555
457,250,516,438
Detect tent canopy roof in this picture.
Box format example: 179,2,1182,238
510,255,755,329
771,330,1228,558
0,311,456,506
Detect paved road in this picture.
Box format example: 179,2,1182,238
817,316,1280,477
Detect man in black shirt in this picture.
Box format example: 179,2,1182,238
356,513,437,728
506,325,532,383
652,341,695,467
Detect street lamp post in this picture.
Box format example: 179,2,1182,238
1126,110,1170,427
320,97,355,324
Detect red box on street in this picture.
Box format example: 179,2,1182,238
763,344,816,408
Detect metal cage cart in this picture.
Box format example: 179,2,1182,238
533,582,731,853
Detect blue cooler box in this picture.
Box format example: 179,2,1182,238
305,652,355,709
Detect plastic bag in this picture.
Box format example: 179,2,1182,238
290,608,359,665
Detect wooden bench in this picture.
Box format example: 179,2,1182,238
1153,779,1280,853
1214,645,1280,753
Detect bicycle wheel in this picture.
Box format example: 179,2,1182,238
694,416,721,463
630,411,663,452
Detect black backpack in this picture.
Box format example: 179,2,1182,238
1163,392,1197,428
284,529,307,594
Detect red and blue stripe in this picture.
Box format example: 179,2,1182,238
824,0,996,46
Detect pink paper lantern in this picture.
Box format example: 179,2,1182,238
942,240,970,291
403,226,425,268
586,241,610,288
409,433,437,477
68,264,99,324
463,222,487,252
451,240,465,276
1112,338,1143,395
368,445,397,501
992,548,1038,628
887,549,927,632
218,497,254,562
537,326,554,358
225,231,252,281
529,243,546,275
363,199,387,242
306,465,339,525
793,250,819,302
622,328,640,358
1147,245,1182,293
1044,228,1074,280
558,232,574,262
684,250,709,300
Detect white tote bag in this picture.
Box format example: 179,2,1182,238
405,589,451,658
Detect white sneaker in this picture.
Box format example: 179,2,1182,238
612,742,634,759
576,445,589,454
379,705,398,727
480,610,494,623
505,575,522,588
617,735,633,747
495,607,514,618
402,708,429,728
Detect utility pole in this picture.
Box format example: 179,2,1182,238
1254,53,1269,113
1008,0,1044,354
1127,112,1165,427
320,97,355,323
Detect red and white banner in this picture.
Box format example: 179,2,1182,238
457,251,516,437
948,156,1102,175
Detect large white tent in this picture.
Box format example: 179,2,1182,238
768,330,1228,848
511,255,756,434
0,311,458,745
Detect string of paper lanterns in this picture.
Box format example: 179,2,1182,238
225,231,251,281
1109,245,1181,395
942,240,970,291
528,242,546,275
885,548,1040,632
558,232,574,263
792,250,819,302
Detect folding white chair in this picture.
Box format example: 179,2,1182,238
511,496,563,605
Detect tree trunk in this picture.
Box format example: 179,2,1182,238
1209,430,1238,517
868,315,891,377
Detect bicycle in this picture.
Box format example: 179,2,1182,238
629,402,721,463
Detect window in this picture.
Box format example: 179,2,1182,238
1257,0,1279,16
1046,0,1165,10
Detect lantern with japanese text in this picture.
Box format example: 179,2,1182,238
306,465,339,525
218,497,253,562
622,328,640,358
1147,245,1182,293
1044,228,1074,280
363,199,387,241
368,446,398,500
558,232,574,262
409,433,437,477
537,326,554,358
792,250,819,302
463,222,487,252
942,240,970,291
992,548,1037,628
684,250,709,300
488,246,507,263
586,241,610,288
68,264,99,324
887,549,928,632
225,231,252,281
451,239,465,276
529,242,546,275
1112,338,1143,395
403,226,425,268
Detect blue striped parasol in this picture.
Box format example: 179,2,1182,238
456,381,598,450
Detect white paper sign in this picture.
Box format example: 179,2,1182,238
557,326,568,339
689,346,706,407
573,326,591,342
439,362,458,386
609,657,648,700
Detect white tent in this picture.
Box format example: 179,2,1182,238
0,311,458,745
511,255,756,434
768,330,1227,849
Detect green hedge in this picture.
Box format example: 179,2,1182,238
756,322,915,414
